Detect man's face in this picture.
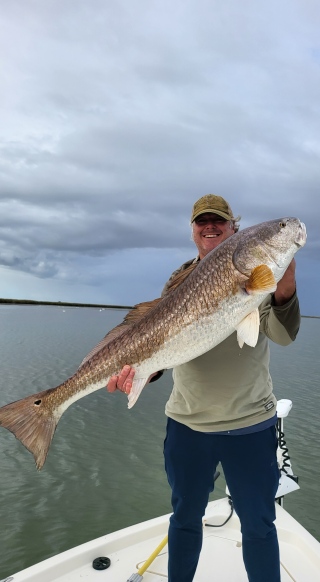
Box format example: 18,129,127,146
192,213,235,259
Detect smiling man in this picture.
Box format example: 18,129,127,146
161,195,241,295
191,194,240,257
108,194,300,582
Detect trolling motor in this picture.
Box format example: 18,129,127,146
275,399,300,506
222,398,300,507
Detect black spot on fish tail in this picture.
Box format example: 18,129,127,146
0,389,59,470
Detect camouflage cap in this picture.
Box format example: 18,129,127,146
191,194,240,223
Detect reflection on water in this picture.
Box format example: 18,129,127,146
0,306,319,578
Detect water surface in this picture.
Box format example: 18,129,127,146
0,306,319,578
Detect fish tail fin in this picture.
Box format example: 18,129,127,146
0,389,59,470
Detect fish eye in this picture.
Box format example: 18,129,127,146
279,221,286,228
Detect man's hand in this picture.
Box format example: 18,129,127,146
273,259,296,306
107,365,135,394
106,366,158,394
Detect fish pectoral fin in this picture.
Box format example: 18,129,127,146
236,309,260,348
127,377,149,409
245,265,277,295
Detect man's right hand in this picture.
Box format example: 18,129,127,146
107,366,159,394
107,365,136,395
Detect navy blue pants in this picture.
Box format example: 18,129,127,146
164,418,280,582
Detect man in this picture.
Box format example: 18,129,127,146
107,194,300,582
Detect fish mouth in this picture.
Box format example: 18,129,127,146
295,221,307,247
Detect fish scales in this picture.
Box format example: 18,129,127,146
0,217,307,469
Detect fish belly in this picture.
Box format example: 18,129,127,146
133,292,260,379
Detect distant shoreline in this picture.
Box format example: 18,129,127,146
0,298,132,310
301,315,320,319
0,297,319,318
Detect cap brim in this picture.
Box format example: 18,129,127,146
192,209,233,222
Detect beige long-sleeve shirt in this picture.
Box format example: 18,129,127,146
164,258,300,432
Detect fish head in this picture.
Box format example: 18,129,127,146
232,218,307,282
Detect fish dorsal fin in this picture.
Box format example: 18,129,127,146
245,265,277,295
236,308,260,348
122,298,162,323
78,298,162,368
79,259,199,369
164,261,199,294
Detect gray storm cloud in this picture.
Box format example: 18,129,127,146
0,0,319,313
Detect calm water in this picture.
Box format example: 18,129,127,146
0,305,319,578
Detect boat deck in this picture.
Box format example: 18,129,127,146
9,498,320,582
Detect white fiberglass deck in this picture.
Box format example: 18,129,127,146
7,498,320,582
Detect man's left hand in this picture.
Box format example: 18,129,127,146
273,259,296,306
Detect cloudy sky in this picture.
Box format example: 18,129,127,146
0,0,319,315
